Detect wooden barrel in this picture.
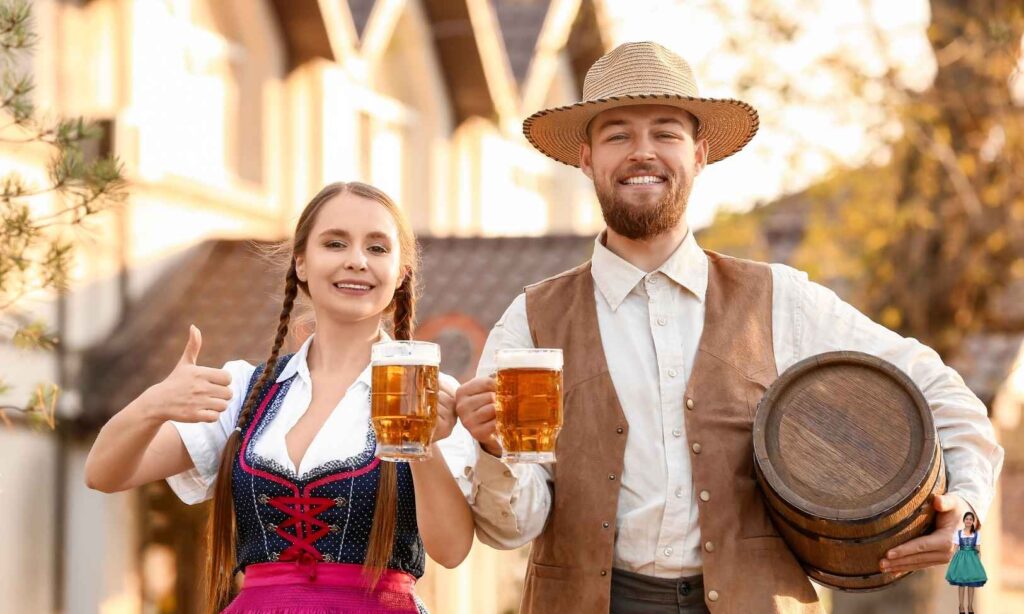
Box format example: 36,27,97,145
752,351,946,592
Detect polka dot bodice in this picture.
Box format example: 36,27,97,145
231,358,424,577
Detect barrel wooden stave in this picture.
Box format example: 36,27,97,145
752,351,946,592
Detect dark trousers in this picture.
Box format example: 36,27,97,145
609,568,710,614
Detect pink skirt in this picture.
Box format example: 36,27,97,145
222,562,425,614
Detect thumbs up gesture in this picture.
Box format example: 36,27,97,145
144,325,234,423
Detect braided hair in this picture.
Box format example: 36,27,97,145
205,182,419,612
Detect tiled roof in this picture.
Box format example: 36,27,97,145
78,235,594,426
947,332,1024,406
492,0,551,86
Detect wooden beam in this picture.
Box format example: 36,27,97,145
521,0,581,114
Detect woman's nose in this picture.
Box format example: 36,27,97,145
344,252,368,271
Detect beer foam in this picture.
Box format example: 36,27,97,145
495,349,562,370
372,341,440,366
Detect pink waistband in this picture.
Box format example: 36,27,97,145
243,562,416,593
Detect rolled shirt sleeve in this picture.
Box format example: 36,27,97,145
772,264,1005,523
453,294,555,549
165,360,254,505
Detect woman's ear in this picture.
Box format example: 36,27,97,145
294,255,307,283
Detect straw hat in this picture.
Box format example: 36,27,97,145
523,41,759,167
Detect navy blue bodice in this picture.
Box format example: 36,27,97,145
231,358,424,577
957,530,978,551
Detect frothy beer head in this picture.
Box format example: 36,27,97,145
496,348,563,370
372,340,440,367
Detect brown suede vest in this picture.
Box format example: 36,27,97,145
520,251,821,614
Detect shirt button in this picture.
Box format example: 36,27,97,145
691,442,702,454
675,487,684,498
664,547,673,556
657,317,667,326
672,428,682,438
686,398,695,410
708,590,720,602
667,368,678,378
700,490,711,502
647,277,658,285
705,541,715,552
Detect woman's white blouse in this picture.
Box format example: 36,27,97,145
167,334,473,505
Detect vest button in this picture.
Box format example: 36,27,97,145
704,541,715,552
608,473,616,480
700,490,710,502
708,590,719,602
603,521,610,529
600,570,608,576
691,442,702,454
686,398,695,410
616,426,624,434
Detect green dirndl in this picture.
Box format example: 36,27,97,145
945,530,987,587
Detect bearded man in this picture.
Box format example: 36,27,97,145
453,41,1003,614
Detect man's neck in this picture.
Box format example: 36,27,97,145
604,224,690,273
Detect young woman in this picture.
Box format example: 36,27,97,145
84,182,474,613
945,511,987,614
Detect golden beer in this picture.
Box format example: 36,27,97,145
370,341,440,461
494,348,563,463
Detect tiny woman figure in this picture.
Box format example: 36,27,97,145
945,511,987,614
84,182,474,613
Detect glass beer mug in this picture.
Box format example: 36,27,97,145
370,340,440,461
494,348,563,463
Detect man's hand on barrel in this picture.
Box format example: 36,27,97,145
455,375,503,457
879,493,969,573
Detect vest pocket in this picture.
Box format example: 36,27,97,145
741,535,788,551
530,561,571,580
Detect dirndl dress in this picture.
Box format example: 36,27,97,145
221,359,428,613
945,530,987,588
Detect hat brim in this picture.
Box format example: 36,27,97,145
522,94,759,167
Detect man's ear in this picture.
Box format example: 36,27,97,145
694,137,709,176
580,142,594,180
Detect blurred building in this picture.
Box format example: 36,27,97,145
0,0,612,612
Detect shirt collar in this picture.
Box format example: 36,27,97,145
591,230,708,311
275,329,391,385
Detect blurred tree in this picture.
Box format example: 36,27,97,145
0,0,126,428
701,0,1023,357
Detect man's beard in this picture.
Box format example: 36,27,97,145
595,170,691,241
